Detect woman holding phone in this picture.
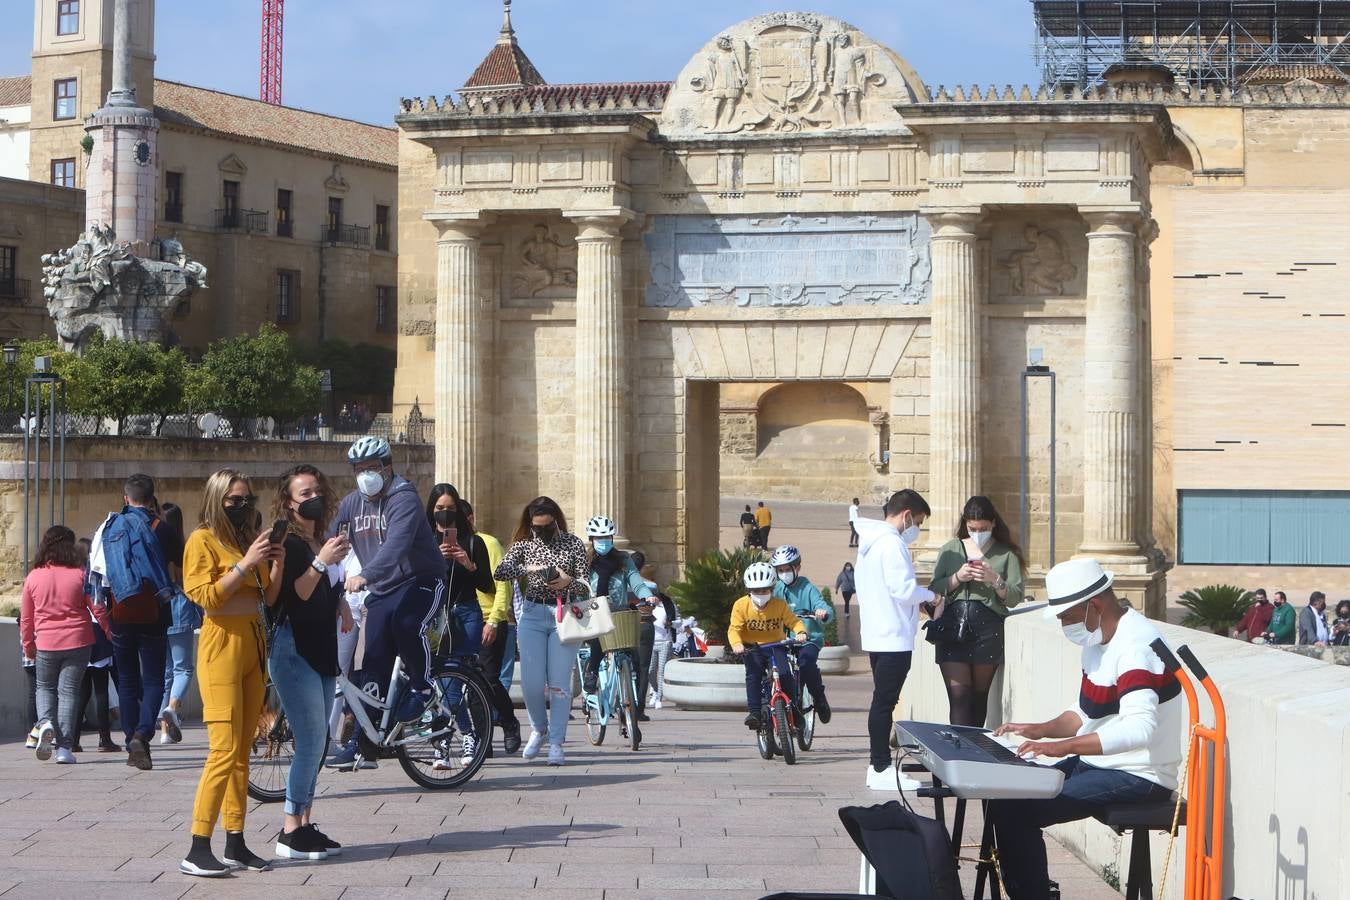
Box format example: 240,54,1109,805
425,484,518,762
925,495,1025,728
493,497,590,767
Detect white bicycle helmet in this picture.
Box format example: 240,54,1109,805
770,545,801,567
743,562,777,590
585,515,617,537
347,435,391,464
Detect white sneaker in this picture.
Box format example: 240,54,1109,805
159,707,183,743
35,722,55,761
54,747,76,764
652,698,663,710
25,725,40,749
865,764,922,792
158,731,172,745
522,731,547,760
547,744,565,766
460,734,477,762
431,740,453,771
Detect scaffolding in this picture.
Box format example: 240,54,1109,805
1034,1,1350,91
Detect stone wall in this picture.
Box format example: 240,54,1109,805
0,175,83,342
902,612,1350,899
0,437,434,595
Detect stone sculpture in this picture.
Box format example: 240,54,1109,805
1003,226,1078,296
41,224,207,351
513,224,577,296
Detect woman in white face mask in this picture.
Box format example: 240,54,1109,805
924,495,1025,728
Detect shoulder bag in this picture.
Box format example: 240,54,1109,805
923,544,976,646
556,592,615,645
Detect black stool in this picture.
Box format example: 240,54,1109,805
1093,799,1187,900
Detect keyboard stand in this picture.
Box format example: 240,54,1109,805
914,774,1001,900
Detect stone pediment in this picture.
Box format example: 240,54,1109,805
217,153,248,176
659,11,926,140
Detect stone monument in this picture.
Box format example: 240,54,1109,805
40,0,205,351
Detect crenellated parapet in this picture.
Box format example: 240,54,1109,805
398,82,672,119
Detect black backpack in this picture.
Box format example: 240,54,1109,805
838,801,964,900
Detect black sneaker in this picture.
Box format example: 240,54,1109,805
126,734,152,771
304,824,342,857
815,694,832,724
274,826,329,861
743,713,760,731
635,711,651,722
502,721,522,755
180,843,231,878
223,833,271,871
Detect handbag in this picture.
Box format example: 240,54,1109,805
923,545,979,646
555,592,615,645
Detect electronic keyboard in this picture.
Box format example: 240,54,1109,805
894,720,1066,800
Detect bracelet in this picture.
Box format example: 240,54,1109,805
230,563,246,579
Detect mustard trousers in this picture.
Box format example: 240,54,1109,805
190,614,266,837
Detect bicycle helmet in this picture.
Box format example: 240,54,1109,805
585,515,617,538
347,435,391,465
770,545,801,567
743,562,777,590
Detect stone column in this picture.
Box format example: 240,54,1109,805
427,212,491,500
566,209,635,528
924,210,982,545
1080,211,1142,554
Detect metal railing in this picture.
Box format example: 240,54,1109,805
214,208,270,234
324,224,370,247
0,413,432,445
0,278,30,304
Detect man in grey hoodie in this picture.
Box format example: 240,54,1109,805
330,437,445,744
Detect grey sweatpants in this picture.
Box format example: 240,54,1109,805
36,645,92,750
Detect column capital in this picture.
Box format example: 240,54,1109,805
1079,206,1144,235
424,210,495,241
920,207,983,239
564,207,641,241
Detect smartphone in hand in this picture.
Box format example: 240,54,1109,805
443,526,458,547
268,519,288,544
338,522,351,540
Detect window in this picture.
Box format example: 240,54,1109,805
1178,490,1350,566
164,171,183,222
51,158,76,188
326,197,343,242
53,78,77,120
0,246,16,296
276,189,292,238
57,0,79,35
220,179,239,227
375,204,391,251
376,285,394,332
276,270,297,323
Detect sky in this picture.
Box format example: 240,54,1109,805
1,1,1043,126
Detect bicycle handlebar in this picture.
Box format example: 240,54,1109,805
743,638,806,652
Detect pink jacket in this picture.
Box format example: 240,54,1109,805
20,565,111,659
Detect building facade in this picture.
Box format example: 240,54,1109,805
0,0,399,359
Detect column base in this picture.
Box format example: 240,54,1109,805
1076,547,1169,619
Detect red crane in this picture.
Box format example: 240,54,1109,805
260,0,284,105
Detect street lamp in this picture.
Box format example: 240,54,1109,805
1019,349,1058,567
3,342,17,430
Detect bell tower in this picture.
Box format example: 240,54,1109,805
29,0,155,190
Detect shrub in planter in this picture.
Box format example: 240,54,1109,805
1178,584,1253,635
820,587,840,647
668,546,767,652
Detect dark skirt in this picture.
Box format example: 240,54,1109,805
933,599,1006,665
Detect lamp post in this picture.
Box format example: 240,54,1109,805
23,354,66,570
2,342,17,430
318,369,333,441
1019,349,1058,568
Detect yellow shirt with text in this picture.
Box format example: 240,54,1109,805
727,595,805,650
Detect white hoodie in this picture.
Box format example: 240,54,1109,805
854,516,936,652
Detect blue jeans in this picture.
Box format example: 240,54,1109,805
796,641,826,701
743,644,796,715
111,624,167,743
444,602,484,731
517,600,573,744
268,624,336,816
990,757,1175,899
162,631,195,706
498,622,517,692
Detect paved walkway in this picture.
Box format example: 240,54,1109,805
0,663,1118,899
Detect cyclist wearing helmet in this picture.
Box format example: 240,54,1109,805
326,437,444,769
580,516,653,694
770,545,834,724
728,562,808,730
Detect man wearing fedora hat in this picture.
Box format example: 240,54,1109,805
987,558,1185,900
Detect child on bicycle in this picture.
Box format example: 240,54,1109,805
728,562,808,731
770,545,834,724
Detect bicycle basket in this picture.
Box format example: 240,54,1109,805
600,609,640,652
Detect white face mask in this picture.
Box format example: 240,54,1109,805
969,529,992,549
778,570,796,586
1062,605,1103,647
750,592,772,610
356,469,385,498
900,519,921,545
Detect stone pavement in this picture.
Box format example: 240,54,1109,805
0,663,1120,899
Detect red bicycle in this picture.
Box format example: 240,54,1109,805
748,639,811,765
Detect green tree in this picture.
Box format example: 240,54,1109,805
296,339,396,403
79,334,188,434
667,546,768,649
0,337,92,420
186,325,322,432
1178,584,1253,635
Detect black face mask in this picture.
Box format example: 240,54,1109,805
533,524,559,543
434,508,456,528
224,506,252,531
296,496,325,523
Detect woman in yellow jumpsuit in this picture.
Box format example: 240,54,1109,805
178,468,283,877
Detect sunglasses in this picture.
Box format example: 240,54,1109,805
223,495,257,509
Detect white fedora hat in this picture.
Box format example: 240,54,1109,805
1043,557,1115,619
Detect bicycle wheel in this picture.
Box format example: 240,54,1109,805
247,684,292,803
617,654,640,751
796,684,816,752
396,664,494,790
773,697,796,765
756,712,776,760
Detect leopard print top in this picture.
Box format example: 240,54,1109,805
492,531,591,603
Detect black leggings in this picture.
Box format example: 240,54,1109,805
939,661,1000,728
76,667,113,748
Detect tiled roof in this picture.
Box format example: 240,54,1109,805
462,40,545,92
153,80,396,169
0,75,31,108
1242,63,1348,85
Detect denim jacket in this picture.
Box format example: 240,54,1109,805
166,589,203,635
98,507,175,605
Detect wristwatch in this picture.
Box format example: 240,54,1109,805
994,576,1006,591
310,558,328,575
